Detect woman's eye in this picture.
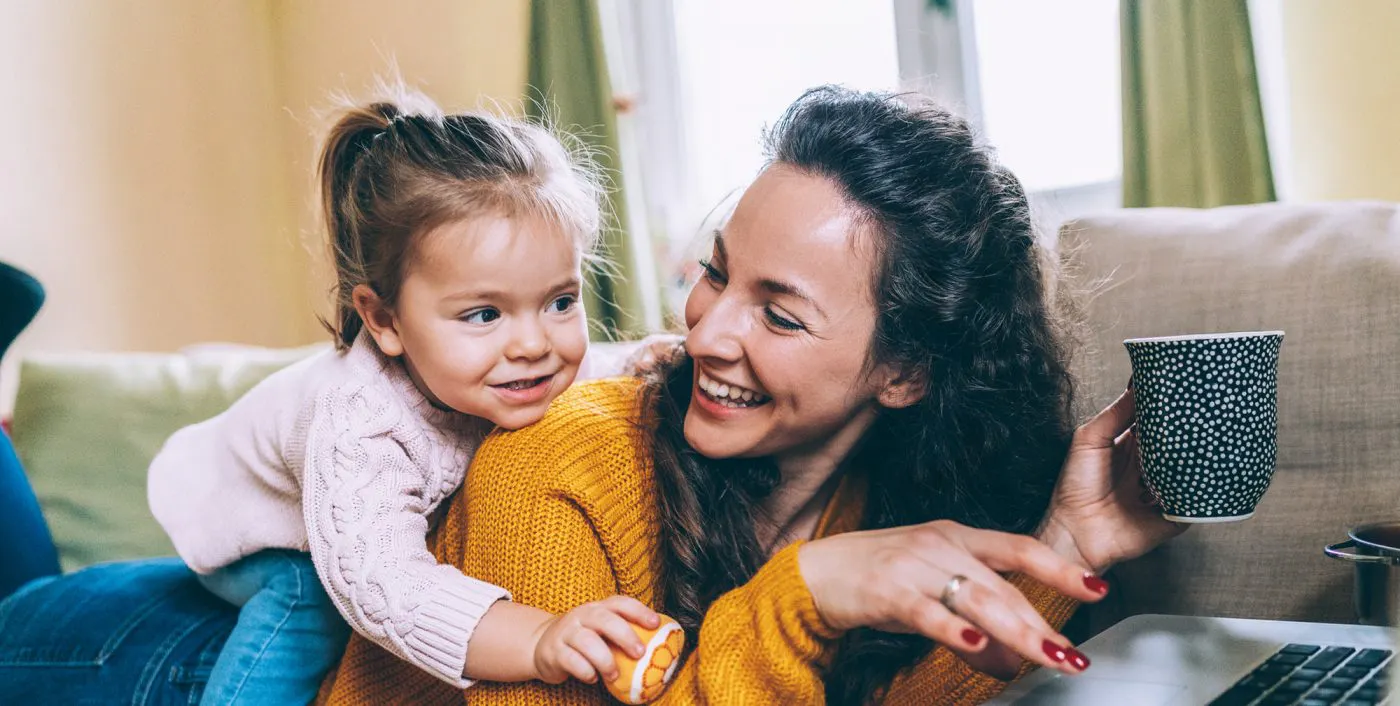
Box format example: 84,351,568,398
461,308,501,325
764,307,804,332
549,295,578,313
698,259,727,285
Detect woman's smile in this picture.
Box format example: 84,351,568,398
693,369,772,414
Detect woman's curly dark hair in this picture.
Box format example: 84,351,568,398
639,86,1079,705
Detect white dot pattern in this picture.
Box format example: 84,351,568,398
1124,333,1284,520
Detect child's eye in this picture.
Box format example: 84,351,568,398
764,307,805,332
549,295,578,313
460,308,501,325
699,259,726,285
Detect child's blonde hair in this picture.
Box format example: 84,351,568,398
318,86,603,350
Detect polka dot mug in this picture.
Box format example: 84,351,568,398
1123,331,1284,523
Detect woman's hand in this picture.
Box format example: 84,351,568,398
1038,386,1187,575
797,521,1109,678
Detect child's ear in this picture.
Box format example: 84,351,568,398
351,284,404,357
876,364,927,410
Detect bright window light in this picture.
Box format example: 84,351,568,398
971,0,1122,192
670,0,901,227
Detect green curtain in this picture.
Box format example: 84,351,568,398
1121,0,1275,207
526,0,645,340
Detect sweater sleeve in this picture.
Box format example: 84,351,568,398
658,541,840,703
302,382,509,688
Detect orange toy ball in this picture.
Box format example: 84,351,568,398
604,614,686,704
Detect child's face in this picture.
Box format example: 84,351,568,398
388,214,588,430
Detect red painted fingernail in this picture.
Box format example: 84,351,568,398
1042,640,1067,663
1083,573,1109,594
1066,647,1091,671
961,628,985,646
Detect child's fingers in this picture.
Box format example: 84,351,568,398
588,608,648,659
600,595,660,629
568,629,621,683
552,647,597,685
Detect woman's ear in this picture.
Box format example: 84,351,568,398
351,284,405,357
876,364,927,409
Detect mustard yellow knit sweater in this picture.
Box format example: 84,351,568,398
319,378,1079,705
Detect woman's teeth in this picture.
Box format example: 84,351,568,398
698,372,770,408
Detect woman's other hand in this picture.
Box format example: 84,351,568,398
797,521,1108,677
1039,385,1187,575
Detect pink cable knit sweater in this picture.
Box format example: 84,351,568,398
149,334,511,687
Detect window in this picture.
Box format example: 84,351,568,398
895,0,1123,223
670,0,901,233
969,0,1120,193
605,0,1123,312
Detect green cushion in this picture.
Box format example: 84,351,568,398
10,343,326,570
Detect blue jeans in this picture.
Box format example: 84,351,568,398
0,558,237,704
196,550,350,706
0,429,60,601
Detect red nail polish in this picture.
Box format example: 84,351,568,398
1083,573,1109,594
961,628,985,646
1066,647,1091,671
1041,640,1067,663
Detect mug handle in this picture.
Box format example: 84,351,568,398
1324,539,1394,564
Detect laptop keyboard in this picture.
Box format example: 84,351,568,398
1209,643,1393,705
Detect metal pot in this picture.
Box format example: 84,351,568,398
1325,521,1400,626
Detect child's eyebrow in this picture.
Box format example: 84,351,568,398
445,277,582,302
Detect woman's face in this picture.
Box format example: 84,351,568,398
683,164,912,464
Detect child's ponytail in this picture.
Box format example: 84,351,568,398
318,102,399,351
314,84,603,353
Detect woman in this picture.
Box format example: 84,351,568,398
0,87,1177,705
320,86,1180,704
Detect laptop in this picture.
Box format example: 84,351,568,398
987,614,1396,705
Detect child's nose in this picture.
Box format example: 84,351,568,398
505,318,551,360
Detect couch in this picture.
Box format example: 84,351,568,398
1065,201,1400,632
8,201,1400,630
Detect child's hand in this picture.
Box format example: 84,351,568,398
624,334,685,377
531,596,661,685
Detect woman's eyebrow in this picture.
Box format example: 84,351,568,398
759,278,827,319
716,232,828,319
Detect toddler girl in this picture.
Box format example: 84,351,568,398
149,87,658,705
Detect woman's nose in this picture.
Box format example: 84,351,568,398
685,297,745,364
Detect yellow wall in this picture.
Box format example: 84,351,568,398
270,0,530,325
0,0,529,410
1280,0,1400,201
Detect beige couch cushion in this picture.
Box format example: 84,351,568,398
1063,201,1400,630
